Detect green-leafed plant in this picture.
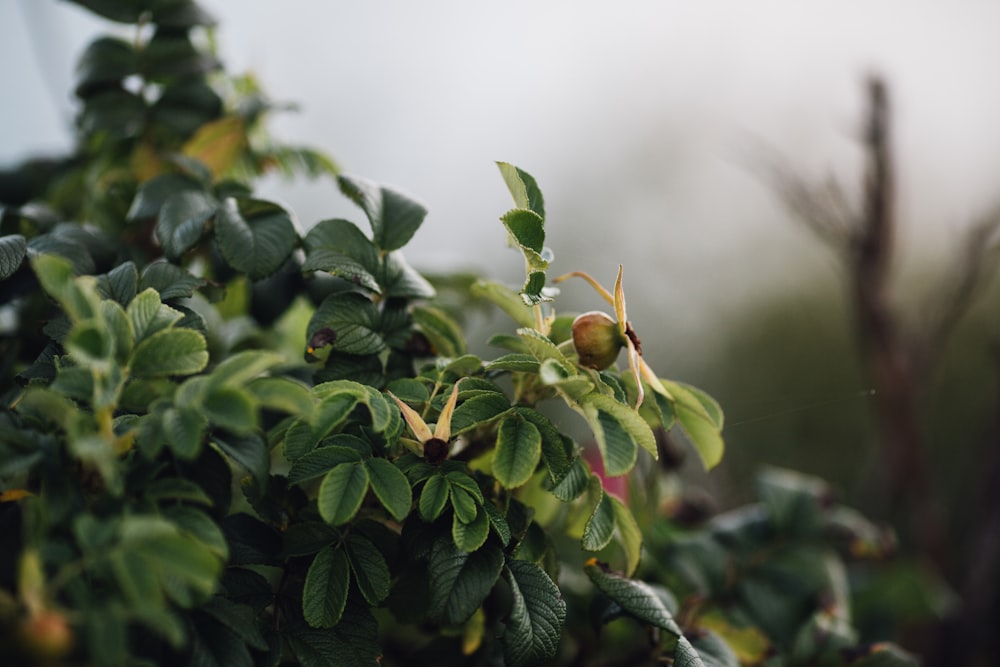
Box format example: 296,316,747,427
1,2,919,666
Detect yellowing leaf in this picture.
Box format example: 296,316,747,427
130,141,167,183
182,115,246,178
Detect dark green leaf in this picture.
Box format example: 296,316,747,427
317,462,369,525
78,89,145,137
215,198,298,280
307,292,385,356
202,387,257,433
288,446,363,485
550,456,589,501
96,260,138,305
450,486,479,524
302,546,350,628
303,218,380,272
128,174,205,221
364,457,412,521
141,30,220,81
450,392,511,434
428,538,504,624
583,560,683,635
212,432,269,485
286,602,379,667
155,190,216,260
163,405,208,459
145,477,213,505
301,250,380,292
583,484,616,552
199,596,267,652
452,504,490,552
503,559,565,667
411,305,465,357
497,162,545,218
0,234,27,280
66,0,142,22
281,522,340,558
493,414,542,489
419,474,450,521
381,251,436,299
345,533,390,605
140,259,206,300
338,174,427,252
75,36,137,97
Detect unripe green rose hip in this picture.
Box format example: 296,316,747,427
571,311,625,370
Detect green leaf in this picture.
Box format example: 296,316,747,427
317,462,370,525
610,496,643,576
286,602,379,667
247,376,314,415
428,538,504,624
517,407,572,482
207,350,285,390
419,474,450,521
453,504,490,552
493,414,542,489
75,36,137,97
302,250,381,292
661,379,724,469
215,198,298,280
583,560,683,635
583,482,616,552
503,559,565,667
303,218,380,274
486,353,539,373
78,89,145,137
303,546,350,628
497,162,545,218
130,327,208,377
307,292,385,356
199,597,268,652
550,457,590,501
579,392,658,476
155,190,216,260
338,174,427,251
288,446,363,485
450,486,479,524
0,234,27,280
145,478,213,506
756,466,829,536
97,260,139,306
163,405,208,459
365,457,412,521
382,251,436,299
140,259,206,300
203,387,257,433
128,173,206,221
502,208,545,255
212,432,269,485
31,253,97,321
412,305,466,357
345,533,390,605
127,287,182,342
450,393,511,434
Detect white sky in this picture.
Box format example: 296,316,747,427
3,0,1000,358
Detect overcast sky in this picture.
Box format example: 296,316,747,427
4,1,1000,356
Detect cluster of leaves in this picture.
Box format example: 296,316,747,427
0,2,920,666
